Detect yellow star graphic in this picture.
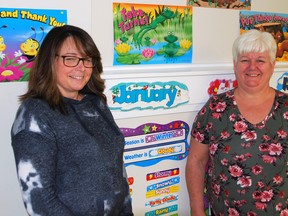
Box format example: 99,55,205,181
151,125,157,132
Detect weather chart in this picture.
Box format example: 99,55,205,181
121,120,190,216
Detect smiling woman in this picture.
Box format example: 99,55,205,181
10,25,134,216
54,36,94,100
232,30,276,125
186,29,288,216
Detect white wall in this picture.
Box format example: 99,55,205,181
92,0,288,67
1,0,288,215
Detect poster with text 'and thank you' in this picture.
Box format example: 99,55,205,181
113,3,192,65
0,8,67,82
240,11,288,62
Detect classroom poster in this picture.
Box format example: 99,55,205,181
0,8,67,82
121,120,191,215
113,3,193,65
187,0,251,10
240,11,288,62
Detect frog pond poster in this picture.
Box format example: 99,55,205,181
113,3,193,65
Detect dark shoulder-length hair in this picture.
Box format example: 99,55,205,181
20,25,106,114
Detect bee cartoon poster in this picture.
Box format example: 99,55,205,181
0,8,67,82
187,0,251,10
240,11,288,62
113,3,193,65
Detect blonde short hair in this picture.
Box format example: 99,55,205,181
232,29,277,64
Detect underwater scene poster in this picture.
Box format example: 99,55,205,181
113,3,193,65
0,8,67,82
187,0,251,10
240,11,288,62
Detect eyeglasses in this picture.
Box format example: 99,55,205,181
57,55,95,68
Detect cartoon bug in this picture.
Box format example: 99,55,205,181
20,26,44,62
0,25,8,52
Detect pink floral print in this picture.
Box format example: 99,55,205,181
191,89,288,215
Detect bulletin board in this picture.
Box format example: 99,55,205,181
1,0,288,215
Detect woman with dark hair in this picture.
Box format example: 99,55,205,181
11,25,133,216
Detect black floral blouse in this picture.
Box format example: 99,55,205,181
191,89,288,216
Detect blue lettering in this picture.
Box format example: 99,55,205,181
155,132,173,141
114,85,177,107
283,77,288,91
166,88,177,107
